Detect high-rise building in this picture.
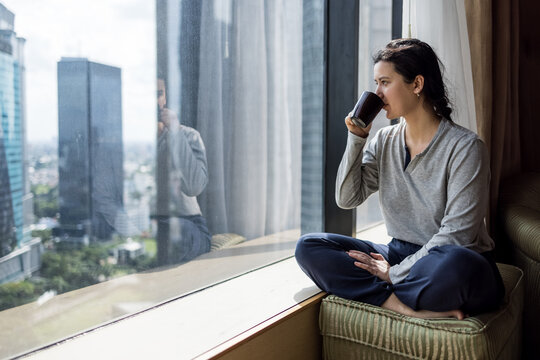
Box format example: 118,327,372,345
57,58,123,242
0,134,15,256
0,3,26,255
0,2,41,284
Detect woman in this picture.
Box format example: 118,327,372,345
295,38,504,319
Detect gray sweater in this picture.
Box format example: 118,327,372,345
158,123,208,217
336,119,495,284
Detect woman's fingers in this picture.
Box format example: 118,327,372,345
353,261,371,273
344,115,372,138
344,115,356,128
347,251,377,272
348,250,381,260
347,251,391,283
347,251,372,263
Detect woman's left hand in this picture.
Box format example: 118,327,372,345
347,251,392,284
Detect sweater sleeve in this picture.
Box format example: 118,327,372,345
389,137,490,284
335,131,380,209
169,125,209,197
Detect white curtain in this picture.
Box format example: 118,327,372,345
195,0,302,240
402,0,477,132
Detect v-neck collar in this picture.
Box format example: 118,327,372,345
401,119,447,172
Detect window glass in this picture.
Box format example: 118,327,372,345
355,0,393,232
0,0,309,357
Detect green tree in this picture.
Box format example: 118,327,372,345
131,254,157,272
31,228,52,242
40,244,113,293
0,281,35,311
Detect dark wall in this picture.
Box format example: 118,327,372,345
519,0,540,172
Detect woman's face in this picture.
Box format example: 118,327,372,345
373,61,418,120
157,79,167,111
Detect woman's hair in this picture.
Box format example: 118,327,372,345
373,38,452,121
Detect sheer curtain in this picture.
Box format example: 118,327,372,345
195,0,302,240
402,0,477,132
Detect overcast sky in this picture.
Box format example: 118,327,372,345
2,0,156,143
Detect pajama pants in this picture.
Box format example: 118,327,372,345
295,233,504,315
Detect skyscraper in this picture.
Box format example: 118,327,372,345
0,134,15,256
57,58,123,242
0,3,26,255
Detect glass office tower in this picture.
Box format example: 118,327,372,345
57,58,123,242
0,3,25,255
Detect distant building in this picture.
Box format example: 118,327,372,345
57,58,123,242
0,134,15,256
113,238,145,265
0,3,41,284
114,207,150,238
0,3,26,252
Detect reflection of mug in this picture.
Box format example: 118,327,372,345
350,91,384,128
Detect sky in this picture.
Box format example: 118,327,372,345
2,0,156,143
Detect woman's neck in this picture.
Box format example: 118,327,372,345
403,106,441,155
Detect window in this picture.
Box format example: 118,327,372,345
356,0,393,232
0,1,311,357
0,0,398,357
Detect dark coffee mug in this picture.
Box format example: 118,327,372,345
350,91,384,128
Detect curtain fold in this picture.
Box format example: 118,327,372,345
195,0,302,240
463,0,492,144
405,0,523,235
464,0,521,235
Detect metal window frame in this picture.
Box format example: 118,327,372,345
322,0,359,235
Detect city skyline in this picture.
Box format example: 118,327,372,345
0,0,156,143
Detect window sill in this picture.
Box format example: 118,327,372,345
2,229,299,359
22,257,321,360
17,223,389,359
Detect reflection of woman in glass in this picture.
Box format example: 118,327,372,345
296,39,504,319
156,78,211,264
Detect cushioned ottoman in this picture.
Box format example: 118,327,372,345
499,172,540,359
319,263,523,360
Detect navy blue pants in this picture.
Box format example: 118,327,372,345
295,233,504,315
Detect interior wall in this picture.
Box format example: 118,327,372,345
519,0,540,172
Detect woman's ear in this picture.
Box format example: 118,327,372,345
413,75,424,95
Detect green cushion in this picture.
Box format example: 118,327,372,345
500,172,540,359
319,263,523,360
210,233,246,251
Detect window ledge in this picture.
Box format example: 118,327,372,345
3,229,299,358
22,257,321,360
18,223,389,359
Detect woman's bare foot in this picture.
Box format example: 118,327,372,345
381,294,465,320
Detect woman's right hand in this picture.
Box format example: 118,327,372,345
158,108,180,135
345,112,372,138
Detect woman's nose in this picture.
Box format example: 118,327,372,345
375,87,383,99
